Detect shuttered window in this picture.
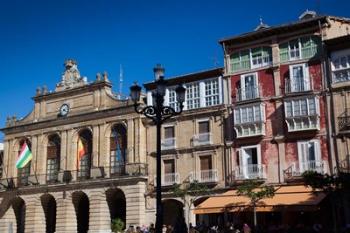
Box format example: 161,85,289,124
164,159,175,174
164,126,174,139
200,156,212,171
198,121,209,134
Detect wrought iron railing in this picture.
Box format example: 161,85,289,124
189,169,218,183
234,164,266,180
284,161,324,178
161,137,176,150
338,108,350,130
193,133,211,146
154,173,180,186
236,86,260,101
285,79,312,93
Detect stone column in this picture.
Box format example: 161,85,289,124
99,124,107,167
88,190,112,233
30,135,38,175
0,205,17,233
272,39,281,97
56,193,77,233
127,119,135,163
2,140,10,178
123,182,146,228
133,118,140,163
92,125,100,167
36,134,47,184
24,195,46,233
60,130,68,170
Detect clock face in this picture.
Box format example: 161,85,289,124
59,104,70,116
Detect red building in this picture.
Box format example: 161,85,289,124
220,12,332,185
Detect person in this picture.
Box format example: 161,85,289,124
136,226,142,233
173,217,188,233
243,223,251,233
148,223,156,233
126,225,136,233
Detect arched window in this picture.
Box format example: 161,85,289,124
78,129,92,179
110,124,127,175
17,138,31,186
46,134,61,182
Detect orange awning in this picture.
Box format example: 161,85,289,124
194,185,326,215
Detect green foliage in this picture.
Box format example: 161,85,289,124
302,170,350,193
236,180,276,204
111,218,125,233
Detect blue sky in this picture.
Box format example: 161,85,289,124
0,0,349,139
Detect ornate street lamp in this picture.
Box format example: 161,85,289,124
130,64,186,233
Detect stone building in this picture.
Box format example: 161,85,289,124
143,67,231,226
0,59,148,233
195,12,350,227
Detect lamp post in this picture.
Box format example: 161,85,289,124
130,64,186,233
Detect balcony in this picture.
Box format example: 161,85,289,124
189,169,218,183
154,173,180,186
193,133,211,146
285,79,312,94
234,164,266,180
338,158,350,173
0,163,148,189
285,115,319,132
338,109,350,131
284,161,324,179
161,137,176,150
234,121,265,138
236,86,260,102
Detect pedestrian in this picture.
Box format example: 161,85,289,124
149,223,156,233
243,223,251,233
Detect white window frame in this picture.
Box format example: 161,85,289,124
297,139,321,172
240,72,258,101
204,78,220,107
289,63,310,92
331,48,350,83
288,39,302,61
234,103,265,125
162,124,176,149
284,96,319,118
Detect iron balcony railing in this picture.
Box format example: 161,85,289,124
193,133,211,146
236,86,260,101
285,79,312,93
234,164,266,180
154,173,180,186
161,137,176,150
284,161,324,179
338,108,350,130
189,169,218,183
0,163,148,189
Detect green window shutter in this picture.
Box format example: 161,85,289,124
279,43,289,62
230,52,240,72
251,47,261,57
311,36,321,58
240,50,251,70
262,47,272,61
301,37,312,58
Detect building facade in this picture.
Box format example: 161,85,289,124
143,68,231,226
0,60,148,233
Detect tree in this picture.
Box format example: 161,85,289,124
111,218,125,233
302,170,350,232
172,181,211,225
236,180,276,227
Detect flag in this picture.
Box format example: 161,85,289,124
77,138,85,168
16,142,32,168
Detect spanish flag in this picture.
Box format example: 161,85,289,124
77,138,85,168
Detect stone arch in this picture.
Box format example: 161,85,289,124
41,194,57,233
0,205,17,233
72,191,90,233
12,197,26,233
162,199,184,227
106,188,126,228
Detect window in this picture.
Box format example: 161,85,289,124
200,155,212,171
110,125,127,175
280,36,321,62
297,140,322,173
46,136,60,182
287,64,310,93
238,73,259,101
163,159,177,185
17,139,31,186
236,145,265,179
186,82,200,110
162,126,175,149
234,104,264,124
234,104,265,137
284,97,319,131
331,49,350,83
230,47,272,72
168,88,178,111
204,79,219,106
194,120,211,145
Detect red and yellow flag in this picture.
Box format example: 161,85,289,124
77,138,85,168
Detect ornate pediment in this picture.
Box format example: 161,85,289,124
55,59,87,91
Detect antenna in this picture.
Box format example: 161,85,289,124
119,64,123,100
